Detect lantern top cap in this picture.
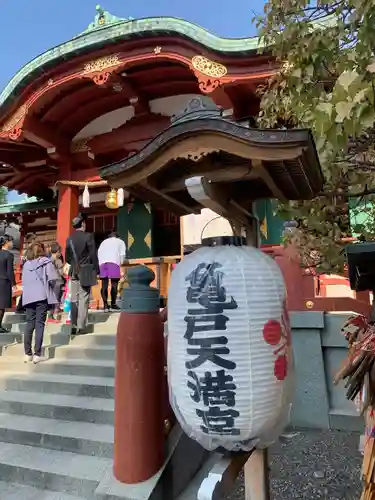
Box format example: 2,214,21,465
121,265,160,313
202,236,246,247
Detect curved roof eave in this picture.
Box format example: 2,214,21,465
0,17,263,114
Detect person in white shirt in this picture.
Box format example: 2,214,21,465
97,231,126,311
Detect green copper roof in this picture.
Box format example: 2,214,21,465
0,8,261,113
0,8,337,116
0,199,56,215
79,4,134,36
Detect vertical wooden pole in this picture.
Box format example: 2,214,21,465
244,207,271,500
244,449,271,500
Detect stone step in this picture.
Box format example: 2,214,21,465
1,343,62,358
3,321,118,335
54,344,115,362
0,371,115,399
0,480,87,499
4,313,26,324
0,331,69,347
0,390,114,424
0,331,116,354
0,357,116,378
0,442,110,498
0,339,115,359
87,312,120,324
0,412,113,458
72,334,116,347
4,311,120,324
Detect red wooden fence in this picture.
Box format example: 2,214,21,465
262,244,371,315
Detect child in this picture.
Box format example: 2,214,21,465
48,242,65,322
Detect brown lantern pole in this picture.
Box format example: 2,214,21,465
114,265,165,483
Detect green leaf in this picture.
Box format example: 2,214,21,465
316,102,333,116
336,70,361,91
335,101,355,123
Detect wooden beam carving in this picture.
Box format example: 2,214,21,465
112,74,150,113
251,159,287,202
0,149,48,166
185,175,253,226
160,164,254,193
141,180,199,214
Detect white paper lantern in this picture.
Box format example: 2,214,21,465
167,237,294,452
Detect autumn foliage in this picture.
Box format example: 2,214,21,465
256,2,375,273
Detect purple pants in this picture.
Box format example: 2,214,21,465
99,263,121,279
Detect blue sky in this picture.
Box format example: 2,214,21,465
2,0,264,203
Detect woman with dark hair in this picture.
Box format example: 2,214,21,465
0,234,15,333
22,242,59,363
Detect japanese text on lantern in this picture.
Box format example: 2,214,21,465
184,262,240,436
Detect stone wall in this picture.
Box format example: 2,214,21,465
290,311,362,431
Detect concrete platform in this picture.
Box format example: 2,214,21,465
0,442,111,498
0,480,86,499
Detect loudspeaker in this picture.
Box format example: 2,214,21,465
346,242,375,291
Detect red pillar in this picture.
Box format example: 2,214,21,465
56,184,79,254
273,246,306,311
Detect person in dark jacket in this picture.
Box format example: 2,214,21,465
0,235,15,333
65,214,98,335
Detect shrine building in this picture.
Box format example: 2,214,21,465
0,5,325,307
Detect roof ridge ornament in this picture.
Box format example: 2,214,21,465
171,97,224,125
83,4,133,34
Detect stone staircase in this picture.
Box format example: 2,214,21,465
0,311,118,499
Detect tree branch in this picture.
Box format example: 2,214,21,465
320,187,375,199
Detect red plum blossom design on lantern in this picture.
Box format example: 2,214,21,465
263,301,291,381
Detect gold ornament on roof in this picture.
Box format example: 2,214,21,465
191,55,227,78
83,55,120,74
1,105,27,133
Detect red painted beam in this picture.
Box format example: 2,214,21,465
23,116,71,163
71,168,100,182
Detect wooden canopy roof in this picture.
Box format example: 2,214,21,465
100,98,324,216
